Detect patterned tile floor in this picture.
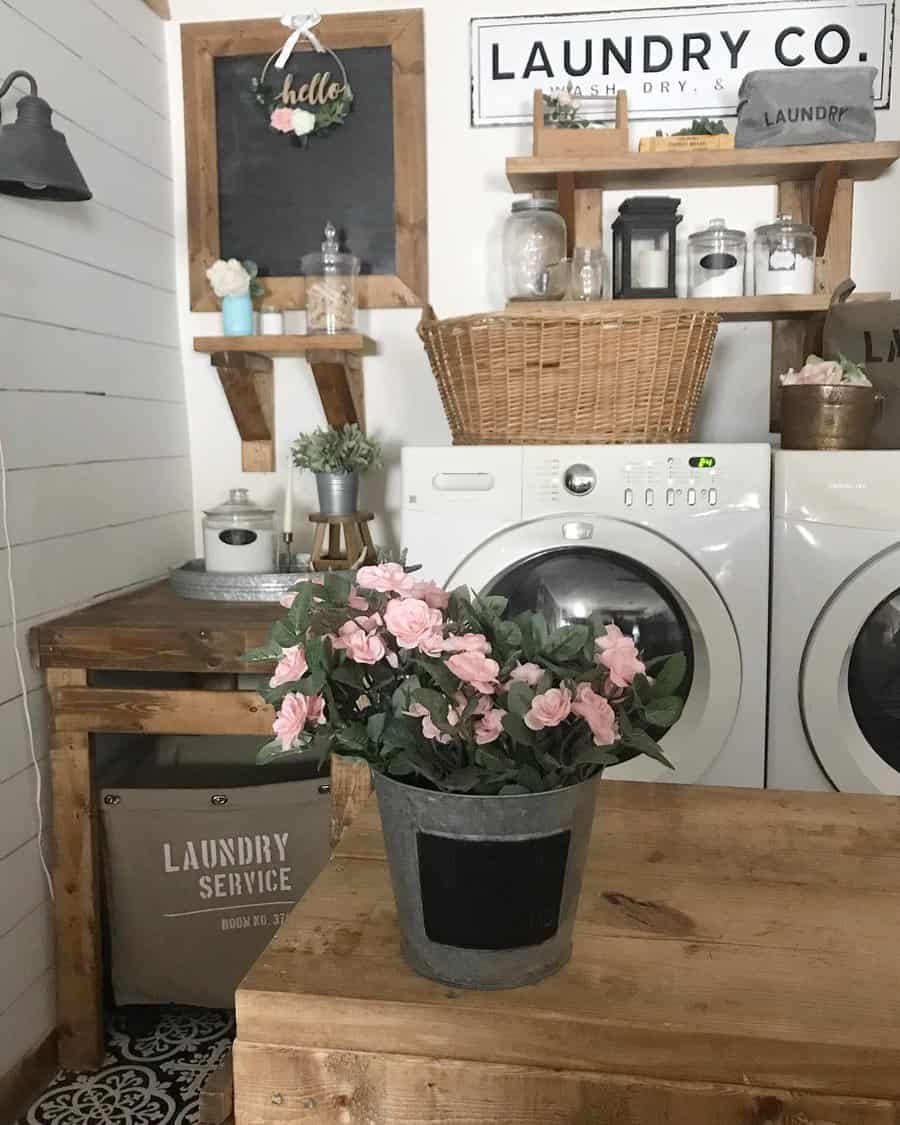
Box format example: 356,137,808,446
20,1007,234,1125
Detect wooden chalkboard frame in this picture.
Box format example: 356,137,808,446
182,10,427,312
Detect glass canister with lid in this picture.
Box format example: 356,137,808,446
688,219,746,298
503,198,569,301
302,221,360,334
202,488,276,574
754,215,817,296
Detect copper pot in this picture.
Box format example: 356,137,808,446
781,384,879,451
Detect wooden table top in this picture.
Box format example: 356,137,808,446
35,580,282,672
237,780,900,1101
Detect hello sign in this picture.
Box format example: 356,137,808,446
471,0,893,125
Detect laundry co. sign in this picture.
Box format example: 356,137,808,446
471,2,893,125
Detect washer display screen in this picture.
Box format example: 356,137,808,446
848,590,900,773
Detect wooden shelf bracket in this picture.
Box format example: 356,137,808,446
209,351,274,473
308,349,366,430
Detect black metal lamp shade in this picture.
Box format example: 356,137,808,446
612,196,682,300
0,71,91,202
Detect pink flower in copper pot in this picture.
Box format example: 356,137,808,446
272,692,309,750
305,694,327,726
474,707,506,745
269,645,308,688
270,106,295,133
595,624,646,689
572,682,619,747
524,687,572,731
508,661,543,687
384,597,443,649
446,650,500,694
407,580,450,609
356,563,415,596
443,633,492,655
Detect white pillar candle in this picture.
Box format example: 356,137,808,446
638,248,668,288
283,458,294,534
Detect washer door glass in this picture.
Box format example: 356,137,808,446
485,547,695,695
848,590,900,772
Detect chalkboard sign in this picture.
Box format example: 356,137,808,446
182,12,427,311
214,48,397,279
417,830,571,950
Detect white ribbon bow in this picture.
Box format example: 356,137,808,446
275,12,324,69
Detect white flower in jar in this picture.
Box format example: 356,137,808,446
292,108,317,137
206,258,250,298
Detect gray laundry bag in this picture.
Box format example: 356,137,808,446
735,67,876,147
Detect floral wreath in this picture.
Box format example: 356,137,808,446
252,12,353,144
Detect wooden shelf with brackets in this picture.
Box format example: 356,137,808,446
193,334,369,472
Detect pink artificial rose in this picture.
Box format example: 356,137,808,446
782,360,844,386
384,597,443,649
272,692,309,751
572,682,619,747
475,707,506,745
305,694,327,726
347,585,370,611
356,563,416,596
595,624,646,689
408,580,450,609
269,645,308,688
446,651,500,694
443,633,492,655
524,686,572,731
279,591,297,609
508,662,543,687
417,630,446,657
455,691,492,716
405,701,454,744
354,613,383,633
337,623,386,665
270,106,295,133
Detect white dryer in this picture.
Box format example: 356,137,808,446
769,450,900,792
402,444,770,787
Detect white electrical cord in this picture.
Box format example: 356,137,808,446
0,432,54,901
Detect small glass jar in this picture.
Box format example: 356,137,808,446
302,221,359,333
503,199,568,301
202,488,276,574
570,246,604,301
259,306,285,335
754,215,817,296
688,219,746,298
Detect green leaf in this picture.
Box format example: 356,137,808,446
381,716,429,754
324,571,352,605
309,728,332,768
624,729,675,770
416,657,459,695
474,746,516,772
412,687,453,731
304,634,325,672
479,594,508,616
241,641,282,663
442,766,482,792
643,696,684,729
650,653,688,699
271,619,298,649
495,620,522,649
391,676,421,714
506,682,534,717
366,712,387,743
334,722,369,756
499,784,530,796
288,582,314,629
517,764,543,792
293,669,326,696
544,624,589,661
331,662,366,691
574,745,620,768
501,712,537,747
256,737,297,765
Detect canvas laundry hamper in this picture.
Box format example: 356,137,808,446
100,736,330,1008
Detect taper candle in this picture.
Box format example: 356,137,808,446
283,457,294,534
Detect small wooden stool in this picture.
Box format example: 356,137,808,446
309,511,377,571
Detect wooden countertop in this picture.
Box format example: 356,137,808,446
237,780,900,1104
35,580,283,672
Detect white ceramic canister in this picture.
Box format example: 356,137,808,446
203,489,276,574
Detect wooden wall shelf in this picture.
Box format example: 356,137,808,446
193,335,370,473
504,292,890,321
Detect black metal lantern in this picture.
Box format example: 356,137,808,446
612,197,681,299
0,70,91,201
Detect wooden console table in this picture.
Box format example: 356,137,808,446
234,779,900,1124
35,582,291,1071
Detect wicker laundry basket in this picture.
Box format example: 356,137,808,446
418,307,720,444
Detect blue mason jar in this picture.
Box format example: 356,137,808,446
222,293,254,336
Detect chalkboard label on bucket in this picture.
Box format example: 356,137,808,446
416,830,571,950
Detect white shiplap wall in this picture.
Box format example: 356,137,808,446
0,0,191,1079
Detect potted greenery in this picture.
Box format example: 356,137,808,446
291,424,382,516
245,566,687,990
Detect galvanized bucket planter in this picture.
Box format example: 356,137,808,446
372,771,599,990
315,470,359,515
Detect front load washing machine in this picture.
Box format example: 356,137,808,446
769,450,900,792
402,444,770,787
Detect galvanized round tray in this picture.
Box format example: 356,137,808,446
169,560,307,602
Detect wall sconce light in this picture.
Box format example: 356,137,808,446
0,70,91,201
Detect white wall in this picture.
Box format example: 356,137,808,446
0,0,192,1078
167,0,900,558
